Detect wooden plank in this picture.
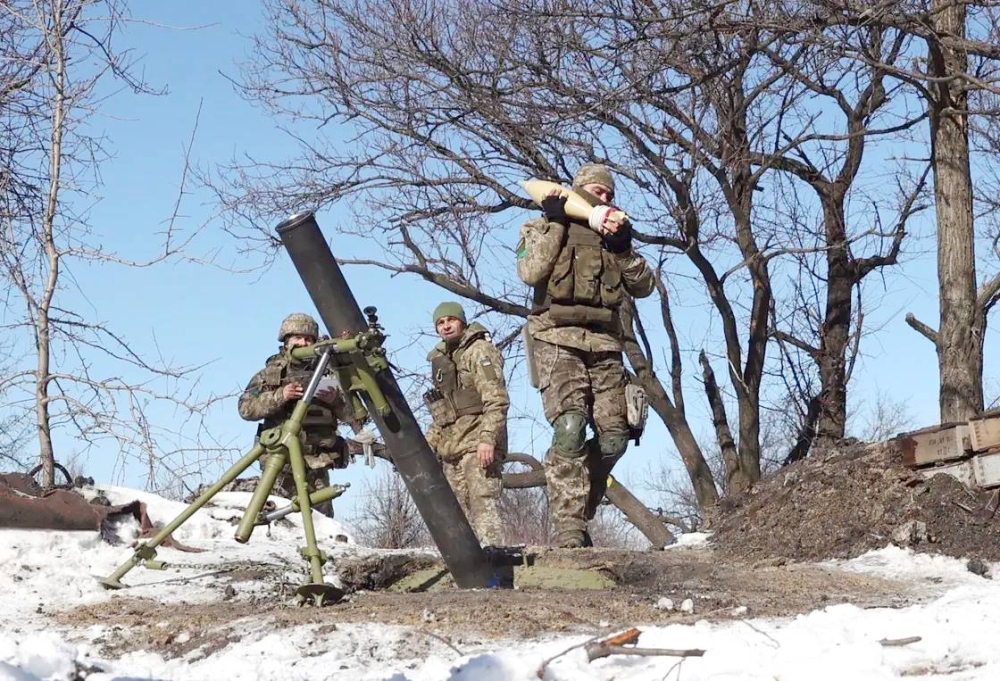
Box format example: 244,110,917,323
897,423,971,467
917,459,975,487
969,415,1000,452
972,452,1000,488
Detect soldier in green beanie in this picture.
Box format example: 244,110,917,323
423,302,508,546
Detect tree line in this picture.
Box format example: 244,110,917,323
5,1,1000,517
216,0,1000,513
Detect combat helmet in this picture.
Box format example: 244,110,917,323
278,313,319,341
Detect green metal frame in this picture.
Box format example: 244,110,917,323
98,317,392,606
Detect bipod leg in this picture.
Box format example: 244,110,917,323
234,434,289,543
99,443,266,590
288,438,342,606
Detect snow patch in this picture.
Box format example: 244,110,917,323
2,487,1000,679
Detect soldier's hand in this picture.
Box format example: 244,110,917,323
540,188,568,222
601,209,627,235
282,382,305,401
477,442,496,468
603,218,633,254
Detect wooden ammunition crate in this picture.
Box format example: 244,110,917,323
897,423,971,467
917,459,976,487
969,415,1000,452
972,452,1000,488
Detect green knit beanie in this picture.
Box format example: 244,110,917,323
433,301,467,325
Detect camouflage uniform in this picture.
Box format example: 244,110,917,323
238,316,355,517
516,165,654,547
424,321,509,546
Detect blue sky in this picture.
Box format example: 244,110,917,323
14,1,1000,523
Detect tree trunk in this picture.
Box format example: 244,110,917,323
815,195,851,446
35,3,68,489
35,312,56,489
623,340,720,510
929,0,983,421
698,351,744,493
784,395,822,465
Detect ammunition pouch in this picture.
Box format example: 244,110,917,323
548,303,619,332
429,350,485,419
303,436,348,470
625,383,649,444
424,388,457,426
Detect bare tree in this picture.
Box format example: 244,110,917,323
349,464,432,549
753,23,928,449
849,390,914,443
209,0,964,510
0,1,223,490
793,1,1000,422
497,459,551,546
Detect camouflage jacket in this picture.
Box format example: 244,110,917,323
238,350,354,469
424,323,509,461
516,216,655,352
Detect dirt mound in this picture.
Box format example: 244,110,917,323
712,441,1000,564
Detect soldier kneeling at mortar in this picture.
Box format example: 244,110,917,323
238,313,357,517
424,302,509,547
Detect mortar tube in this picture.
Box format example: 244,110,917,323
276,211,495,589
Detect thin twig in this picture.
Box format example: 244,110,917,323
536,633,606,678
953,500,976,515
585,644,706,662
740,620,781,648
417,628,464,656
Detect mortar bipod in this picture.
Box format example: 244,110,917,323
98,347,347,606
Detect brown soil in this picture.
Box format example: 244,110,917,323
711,441,1000,564
55,546,916,661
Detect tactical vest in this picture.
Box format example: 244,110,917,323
430,344,485,420
532,221,623,329
260,355,341,454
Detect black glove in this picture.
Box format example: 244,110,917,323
540,194,568,222
602,220,633,254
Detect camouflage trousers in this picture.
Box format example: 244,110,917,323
533,339,629,543
269,462,334,517
440,452,504,546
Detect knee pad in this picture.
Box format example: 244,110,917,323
552,412,588,456
597,431,629,459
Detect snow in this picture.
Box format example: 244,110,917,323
667,531,712,548
2,486,1000,680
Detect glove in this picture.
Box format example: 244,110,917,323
602,219,633,254
540,193,568,222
